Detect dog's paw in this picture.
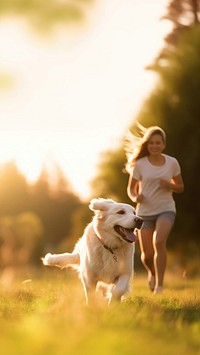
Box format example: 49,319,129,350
42,253,53,266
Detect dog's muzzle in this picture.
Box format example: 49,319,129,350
114,216,143,243
134,217,143,230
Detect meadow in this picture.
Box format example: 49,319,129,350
0,269,200,355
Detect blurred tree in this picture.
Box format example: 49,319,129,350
0,162,30,214
0,160,83,255
164,0,200,25
90,147,129,203
148,0,200,71
0,0,94,32
31,162,81,249
0,215,16,268
44,159,74,198
0,212,43,269
58,201,93,252
14,212,44,264
0,0,95,89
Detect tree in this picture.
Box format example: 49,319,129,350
0,159,83,254
31,162,81,248
59,202,93,252
90,146,130,204
0,212,43,269
0,162,30,214
0,0,93,32
0,0,95,88
148,0,200,71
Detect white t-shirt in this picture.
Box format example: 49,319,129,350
132,154,181,216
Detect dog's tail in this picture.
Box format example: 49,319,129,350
42,252,80,270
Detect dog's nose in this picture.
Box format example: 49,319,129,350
135,216,143,229
135,216,143,222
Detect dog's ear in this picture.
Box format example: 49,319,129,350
89,198,114,212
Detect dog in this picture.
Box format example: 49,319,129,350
42,198,143,304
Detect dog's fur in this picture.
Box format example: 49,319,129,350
42,198,143,304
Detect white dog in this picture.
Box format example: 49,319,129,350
42,198,143,304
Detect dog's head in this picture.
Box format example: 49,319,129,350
89,198,143,243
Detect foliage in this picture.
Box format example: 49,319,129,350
0,162,30,214
90,146,130,204
0,0,95,89
163,0,200,26
30,163,82,248
62,202,93,251
0,212,43,268
148,0,200,71
0,161,84,258
0,0,94,32
0,272,200,354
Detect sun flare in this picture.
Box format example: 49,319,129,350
0,0,170,199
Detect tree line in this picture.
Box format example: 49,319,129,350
0,161,92,269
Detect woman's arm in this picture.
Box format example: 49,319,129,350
160,174,184,193
127,175,143,203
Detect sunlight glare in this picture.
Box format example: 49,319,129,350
0,0,171,199
0,131,47,183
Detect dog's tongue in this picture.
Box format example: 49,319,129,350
120,227,138,243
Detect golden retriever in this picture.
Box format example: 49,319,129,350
42,198,143,304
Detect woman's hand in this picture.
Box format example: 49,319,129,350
160,176,184,193
160,179,171,190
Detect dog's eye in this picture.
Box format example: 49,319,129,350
117,210,125,215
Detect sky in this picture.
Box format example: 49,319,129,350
0,0,169,200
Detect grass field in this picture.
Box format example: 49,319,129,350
0,269,200,355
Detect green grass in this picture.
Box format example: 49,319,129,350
0,270,200,355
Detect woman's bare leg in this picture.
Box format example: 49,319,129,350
138,228,155,290
153,218,174,292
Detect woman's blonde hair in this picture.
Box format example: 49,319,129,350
125,122,166,173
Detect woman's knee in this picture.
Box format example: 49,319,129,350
153,237,166,252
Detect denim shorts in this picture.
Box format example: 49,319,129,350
140,211,176,229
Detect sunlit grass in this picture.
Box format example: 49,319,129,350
0,270,200,355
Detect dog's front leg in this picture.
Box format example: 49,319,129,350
109,274,131,303
80,277,96,305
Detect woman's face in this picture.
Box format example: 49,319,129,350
147,133,165,156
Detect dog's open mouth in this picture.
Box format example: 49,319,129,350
114,226,138,243
114,219,143,243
